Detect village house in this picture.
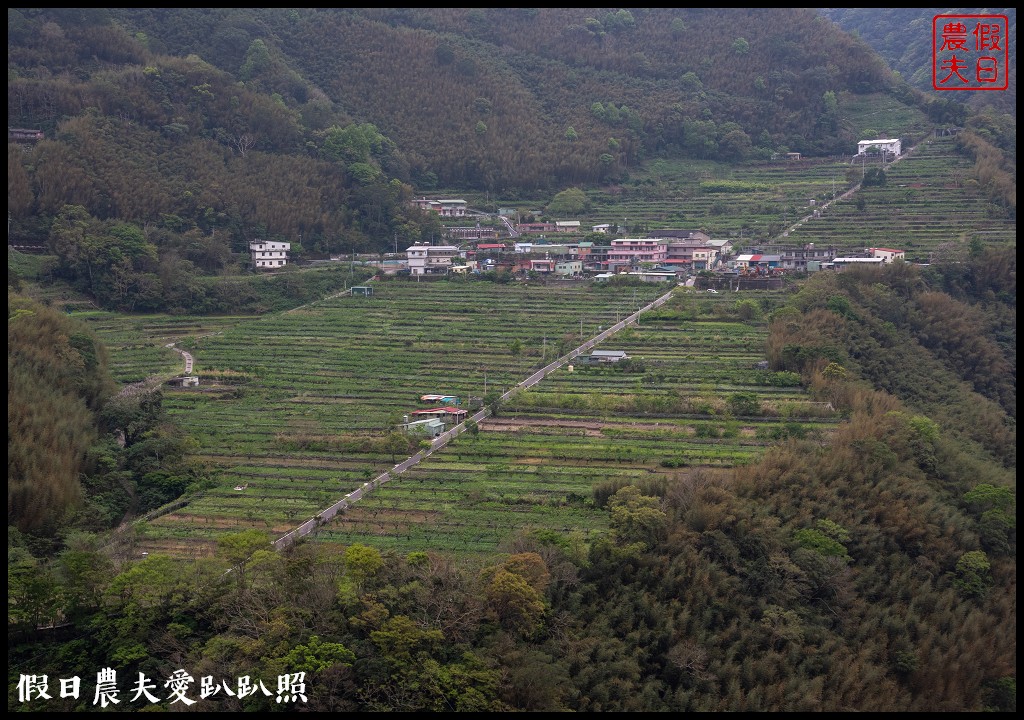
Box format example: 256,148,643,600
744,243,837,271
446,225,501,241
250,241,290,269
868,247,905,263
8,128,44,144
857,138,901,156
554,259,583,276
733,253,782,270
400,417,445,438
554,220,581,233
592,224,613,234
650,229,711,243
410,407,468,425
406,242,458,276
411,198,468,217
516,222,557,235
607,238,668,270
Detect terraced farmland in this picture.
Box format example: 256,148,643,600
85,280,671,556
783,135,1016,256
86,282,841,559
313,287,841,557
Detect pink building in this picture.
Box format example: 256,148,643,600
607,238,667,269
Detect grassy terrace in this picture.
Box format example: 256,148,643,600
83,281,843,559
781,135,1016,256
314,287,841,557
77,313,255,383
85,280,671,556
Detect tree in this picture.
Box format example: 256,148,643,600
680,71,702,93
953,550,991,597
863,168,887,186
239,38,271,80
282,635,355,673
547,187,589,215
481,568,545,637
345,543,383,589
322,123,385,163
217,529,272,587
607,485,667,545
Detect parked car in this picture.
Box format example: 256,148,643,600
706,289,719,294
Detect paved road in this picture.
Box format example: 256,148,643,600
273,284,678,551
780,141,922,239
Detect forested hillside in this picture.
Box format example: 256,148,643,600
820,8,1017,115
9,8,943,259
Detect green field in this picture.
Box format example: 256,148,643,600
85,281,840,559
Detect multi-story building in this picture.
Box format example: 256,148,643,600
411,198,468,217
664,241,718,270
744,243,837,271
250,241,290,269
406,242,459,276
607,238,667,270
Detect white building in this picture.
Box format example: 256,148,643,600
411,198,468,217
406,242,458,276
250,241,290,269
857,138,901,156
868,247,905,263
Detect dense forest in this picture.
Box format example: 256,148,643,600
7,7,1015,712
821,8,1017,115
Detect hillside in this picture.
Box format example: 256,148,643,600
7,10,1015,713
820,8,1017,116
9,8,930,259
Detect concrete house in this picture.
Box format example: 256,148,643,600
406,242,458,276
857,138,901,156
250,241,290,269
868,247,905,263
607,238,668,270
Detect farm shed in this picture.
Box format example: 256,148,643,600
351,286,374,296
585,350,630,364
411,407,468,424
400,418,444,438
166,376,200,387
420,394,461,406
